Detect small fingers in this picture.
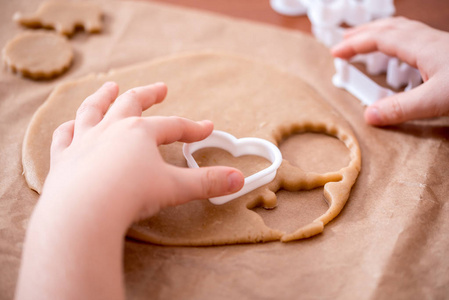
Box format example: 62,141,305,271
331,35,378,59
331,17,426,67
74,81,118,137
331,18,393,58
364,79,449,126
148,118,214,145
50,120,75,163
170,166,244,205
105,82,167,122
341,16,399,38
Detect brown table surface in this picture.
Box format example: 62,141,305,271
145,0,449,33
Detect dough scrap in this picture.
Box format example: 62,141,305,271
2,31,73,79
13,0,103,36
22,52,361,245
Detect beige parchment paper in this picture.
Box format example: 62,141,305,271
1,1,448,299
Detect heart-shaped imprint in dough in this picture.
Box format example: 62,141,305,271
22,52,361,245
183,130,283,205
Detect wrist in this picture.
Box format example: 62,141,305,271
17,194,126,300
39,176,138,234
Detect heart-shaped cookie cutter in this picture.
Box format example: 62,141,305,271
183,130,283,205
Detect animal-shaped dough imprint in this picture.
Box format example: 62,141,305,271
13,0,102,36
22,52,361,245
2,31,73,79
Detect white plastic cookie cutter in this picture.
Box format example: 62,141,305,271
183,130,283,205
270,0,395,47
333,52,422,106
270,0,422,105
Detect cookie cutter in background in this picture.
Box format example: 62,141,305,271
270,0,308,16
333,54,422,106
270,0,422,105
183,130,283,205
270,0,395,47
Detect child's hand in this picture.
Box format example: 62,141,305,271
331,17,449,126
45,81,244,229
16,82,244,300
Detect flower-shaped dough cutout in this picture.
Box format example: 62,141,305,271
22,52,361,245
2,31,73,79
13,0,103,36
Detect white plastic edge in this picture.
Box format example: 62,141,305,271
182,130,283,205
270,0,395,47
270,0,308,16
332,55,422,106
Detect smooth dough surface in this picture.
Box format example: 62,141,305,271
2,31,73,79
13,0,103,36
22,52,361,245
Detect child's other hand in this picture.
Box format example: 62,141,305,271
44,82,244,230
331,17,449,126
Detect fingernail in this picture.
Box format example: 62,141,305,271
101,82,118,92
153,82,165,87
198,120,213,126
330,43,341,53
365,106,382,125
227,171,243,193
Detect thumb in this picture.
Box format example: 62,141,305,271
172,166,244,204
50,120,75,164
364,80,448,126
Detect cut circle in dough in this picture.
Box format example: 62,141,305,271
22,52,361,245
2,31,73,79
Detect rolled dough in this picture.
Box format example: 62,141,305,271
22,52,361,245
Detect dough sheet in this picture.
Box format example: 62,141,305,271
22,52,361,245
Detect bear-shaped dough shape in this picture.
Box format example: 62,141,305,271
14,0,102,36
